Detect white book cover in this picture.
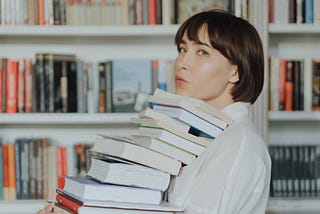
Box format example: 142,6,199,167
131,135,196,165
138,126,206,156
152,104,224,138
86,158,171,191
61,176,162,205
56,189,183,213
91,137,182,175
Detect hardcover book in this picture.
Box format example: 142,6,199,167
138,126,206,156
90,137,181,175
60,176,163,205
86,157,170,191
56,188,183,214
150,88,232,124
131,135,196,165
111,59,153,113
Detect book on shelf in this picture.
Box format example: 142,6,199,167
59,176,163,205
6,59,19,113
131,135,196,165
312,60,320,110
86,156,170,191
56,189,183,214
90,136,182,175
0,58,7,113
269,57,305,111
269,145,320,198
110,59,155,113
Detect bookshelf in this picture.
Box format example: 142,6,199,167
267,0,320,213
0,0,271,212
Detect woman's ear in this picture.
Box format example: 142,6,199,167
229,65,239,83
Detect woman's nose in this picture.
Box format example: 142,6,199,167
177,53,192,71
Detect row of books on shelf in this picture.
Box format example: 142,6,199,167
52,88,232,213
0,55,175,113
268,57,320,111
269,0,320,24
0,0,240,26
269,145,320,198
0,138,93,201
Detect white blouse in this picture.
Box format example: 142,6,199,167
168,102,271,214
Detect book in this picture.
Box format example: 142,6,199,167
60,176,163,205
150,88,232,125
131,109,212,151
56,189,183,214
90,137,181,175
86,157,171,191
312,60,320,110
131,135,196,165
111,59,154,113
6,59,19,113
138,126,207,156
131,107,191,133
152,104,224,138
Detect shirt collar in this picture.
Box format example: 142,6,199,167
222,102,250,120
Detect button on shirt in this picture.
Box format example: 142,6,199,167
168,102,271,214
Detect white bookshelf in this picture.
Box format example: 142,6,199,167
0,200,47,214
267,3,320,214
267,198,320,214
0,25,180,37
0,1,275,212
0,113,137,124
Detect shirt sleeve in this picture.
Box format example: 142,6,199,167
168,121,271,214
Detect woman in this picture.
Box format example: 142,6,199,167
167,9,271,214
39,9,271,214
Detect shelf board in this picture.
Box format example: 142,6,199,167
269,24,320,34
269,111,320,121
267,198,320,213
0,25,180,37
0,113,137,125
0,199,47,214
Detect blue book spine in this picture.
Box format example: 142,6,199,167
305,0,314,23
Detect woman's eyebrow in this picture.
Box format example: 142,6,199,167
194,41,211,48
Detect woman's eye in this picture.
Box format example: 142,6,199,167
178,47,186,54
198,50,208,56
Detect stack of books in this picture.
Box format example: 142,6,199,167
55,89,231,213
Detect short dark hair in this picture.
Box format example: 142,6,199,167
175,9,264,104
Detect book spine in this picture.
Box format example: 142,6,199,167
14,140,22,199
2,144,9,200
17,59,25,113
98,62,106,113
0,142,3,200
6,59,18,113
105,60,113,113
56,193,81,213
0,58,2,112
25,59,33,113
7,144,16,200
148,0,156,25
21,139,30,199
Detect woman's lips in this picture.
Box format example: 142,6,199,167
175,75,188,85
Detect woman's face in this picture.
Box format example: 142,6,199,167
174,26,239,109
